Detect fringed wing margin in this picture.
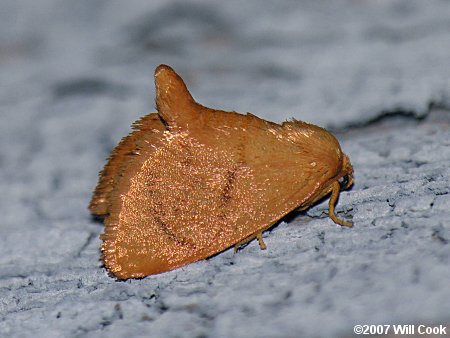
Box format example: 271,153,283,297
89,113,166,217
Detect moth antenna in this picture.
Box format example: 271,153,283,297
154,64,200,127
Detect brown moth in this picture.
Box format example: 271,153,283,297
89,65,353,279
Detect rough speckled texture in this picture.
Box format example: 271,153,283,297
1,1,450,337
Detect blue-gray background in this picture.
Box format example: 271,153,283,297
1,1,449,337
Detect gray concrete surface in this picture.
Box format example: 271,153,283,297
1,1,450,337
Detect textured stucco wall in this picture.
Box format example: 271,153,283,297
1,1,449,337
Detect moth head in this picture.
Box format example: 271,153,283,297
338,154,353,190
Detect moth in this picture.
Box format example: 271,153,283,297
89,65,353,279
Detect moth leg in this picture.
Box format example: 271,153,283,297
328,181,353,227
256,232,267,250
234,234,255,252
234,231,267,252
